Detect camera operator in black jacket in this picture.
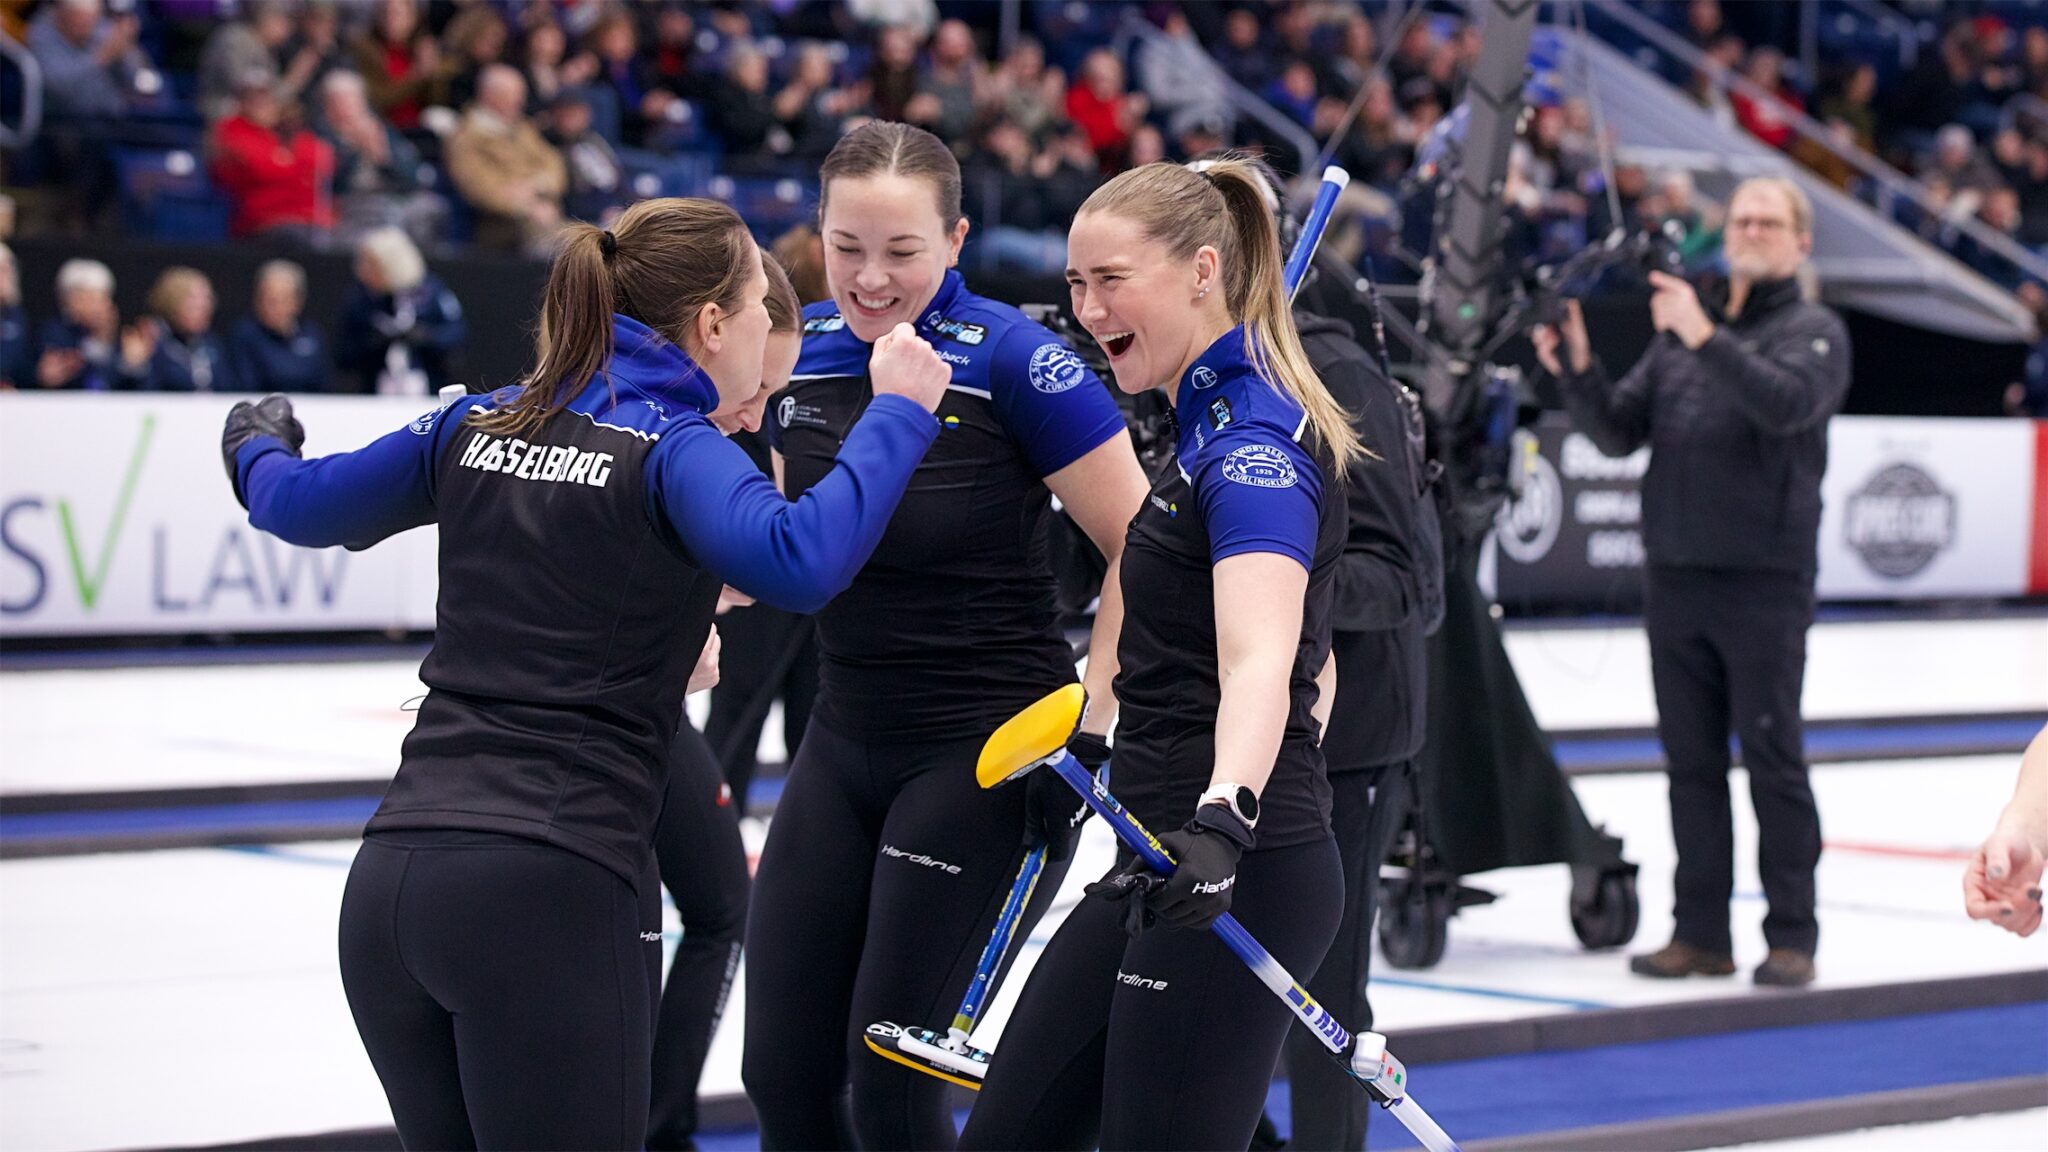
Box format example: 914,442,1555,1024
1534,176,1850,989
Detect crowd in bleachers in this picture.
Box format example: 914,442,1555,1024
5,0,2048,411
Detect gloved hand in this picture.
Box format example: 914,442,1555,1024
1144,819,1245,931
1085,810,1249,936
222,394,305,509
1084,864,1163,938
1023,732,1106,863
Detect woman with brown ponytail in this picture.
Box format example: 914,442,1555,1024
959,158,1362,1150
219,197,950,1149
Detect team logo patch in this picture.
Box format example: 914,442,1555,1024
778,395,796,428
1028,343,1088,393
803,315,846,334
1208,397,1234,430
925,312,988,346
408,408,440,435
1221,444,1298,488
1192,366,1221,391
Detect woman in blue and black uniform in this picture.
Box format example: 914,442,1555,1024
959,157,1365,1151
742,121,1152,1151
221,196,951,1150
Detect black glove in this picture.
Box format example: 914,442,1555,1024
222,394,305,509
1144,817,1247,931
1085,807,1252,936
1024,733,1106,863
1084,864,1164,938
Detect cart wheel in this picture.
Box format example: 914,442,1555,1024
1570,866,1640,950
1379,876,1451,969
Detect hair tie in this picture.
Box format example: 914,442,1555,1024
598,230,618,259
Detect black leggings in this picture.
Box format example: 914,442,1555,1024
1284,763,1414,1152
742,717,1070,1151
703,603,817,809
648,723,752,1149
959,837,1342,1152
338,829,661,1150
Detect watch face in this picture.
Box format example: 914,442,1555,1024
1234,786,1260,824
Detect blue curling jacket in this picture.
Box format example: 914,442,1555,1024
235,315,938,883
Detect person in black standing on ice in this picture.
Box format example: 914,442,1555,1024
1282,244,1443,1152
959,156,1363,1152
222,196,952,1150
646,255,806,1151
743,120,1151,1152
1534,175,1849,988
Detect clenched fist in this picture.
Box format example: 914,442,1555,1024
868,323,951,413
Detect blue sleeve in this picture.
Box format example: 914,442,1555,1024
990,324,1129,478
236,396,481,549
1189,427,1326,571
646,393,939,613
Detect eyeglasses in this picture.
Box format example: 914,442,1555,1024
1729,216,1793,234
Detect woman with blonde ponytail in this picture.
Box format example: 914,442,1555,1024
960,159,1351,1151
220,196,951,1148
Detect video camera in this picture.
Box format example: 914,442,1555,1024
1525,219,1687,328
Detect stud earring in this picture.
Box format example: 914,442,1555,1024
1198,287,1209,298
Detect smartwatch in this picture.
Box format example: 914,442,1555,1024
1198,783,1259,829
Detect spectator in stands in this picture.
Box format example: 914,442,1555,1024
986,35,1065,142
1995,132,2048,248
1925,123,2006,231
211,70,336,240
867,24,923,123
545,90,627,225
1137,10,1230,144
963,118,1085,273
585,10,680,149
1681,0,1727,61
1386,18,1440,109
1685,35,1745,128
351,0,451,132
1127,123,1166,168
709,46,788,161
334,226,464,395
281,2,348,105
775,42,856,160
1318,12,1379,102
1173,111,1229,164
445,64,566,256
124,267,234,392
1644,169,1723,264
1817,62,1879,154
26,0,143,230
27,0,139,122
231,260,328,393
0,243,27,390
1265,60,1320,129
648,4,708,101
317,70,443,243
913,18,986,148
198,1,296,122
1213,8,1270,93
1330,75,1413,192
2022,27,2048,102
1269,2,1317,74
1884,22,1977,162
517,18,596,116
1066,49,1147,173
1730,47,1803,151
35,259,123,391
442,5,511,112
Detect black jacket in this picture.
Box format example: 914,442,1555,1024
1556,276,1850,577
1296,307,1441,772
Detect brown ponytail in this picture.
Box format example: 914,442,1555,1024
478,197,757,437
1076,158,1367,471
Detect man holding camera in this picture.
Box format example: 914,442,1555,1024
1534,176,1850,988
